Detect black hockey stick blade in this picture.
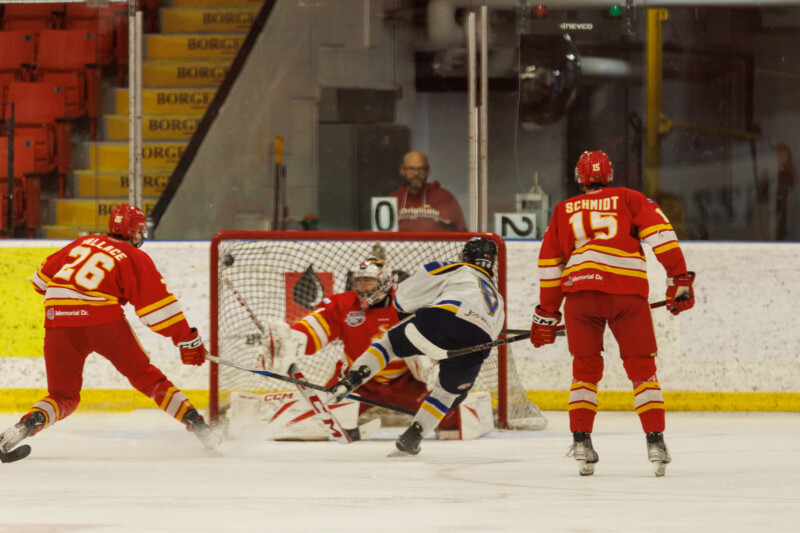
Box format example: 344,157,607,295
446,332,531,358
207,355,416,416
501,328,566,338
0,444,31,464
450,300,668,358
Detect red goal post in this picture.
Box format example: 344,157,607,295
209,230,545,430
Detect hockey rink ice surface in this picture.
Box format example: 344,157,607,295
0,410,797,532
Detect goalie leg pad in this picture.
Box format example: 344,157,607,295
436,391,494,441
227,390,360,441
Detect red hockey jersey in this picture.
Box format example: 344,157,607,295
538,187,688,314
31,234,193,345
291,291,404,383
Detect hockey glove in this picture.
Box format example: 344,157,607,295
328,366,371,404
264,320,307,372
666,271,696,315
530,306,562,348
178,328,207,366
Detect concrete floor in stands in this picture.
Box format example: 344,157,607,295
0,409,797,532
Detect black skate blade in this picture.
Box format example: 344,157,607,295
0,444,32,464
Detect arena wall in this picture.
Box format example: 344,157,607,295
1,240,797,413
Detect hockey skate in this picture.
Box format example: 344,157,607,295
328,365,371,403
646,431,671,477
388,422,423,457
183,409,222,455
0,411,46,454
566,431,599,476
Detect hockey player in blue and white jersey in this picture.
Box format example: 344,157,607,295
329,237,505,456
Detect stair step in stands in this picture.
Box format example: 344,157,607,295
173,0,264,7
161,6,259,33
146,33,245,60
87,141,189,171
73,170,171,197
105,114,202,140
115,88,219,115
43,198,158,236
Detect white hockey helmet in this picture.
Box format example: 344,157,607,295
353,257,396,309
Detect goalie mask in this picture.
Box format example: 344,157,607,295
575,150,613,187
353,257,396,309
108,204,147,248
461,237,497,275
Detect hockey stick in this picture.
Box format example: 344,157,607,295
448,300,668,358
207,354,416,416
222,276,267,335
501,328,566,337
289,363,353,443
0,444,31,464
221,274,280,369
289,364,382,443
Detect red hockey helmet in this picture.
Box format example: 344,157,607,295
108,204,147,243
575,151,613,187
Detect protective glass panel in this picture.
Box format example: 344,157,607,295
11,1,798,242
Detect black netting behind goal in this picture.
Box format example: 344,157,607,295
209,231,546,430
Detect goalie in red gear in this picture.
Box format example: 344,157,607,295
0,204,219,459
268,255,461,431
530,150,696,477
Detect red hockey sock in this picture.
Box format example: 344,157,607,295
633,376,665,433
568,380,598,433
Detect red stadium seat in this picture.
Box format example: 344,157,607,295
0,31,36,82
0,135,37,177
6,81,70,196
0,31,36,122
0,176,27,231
0,135,41,233
35,29,102,138
64,3,121,65
1,3,65,32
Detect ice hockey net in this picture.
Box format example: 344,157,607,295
208,230,546,430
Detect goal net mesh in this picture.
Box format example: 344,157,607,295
209,231,546,430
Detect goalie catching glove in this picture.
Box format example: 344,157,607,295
666,271,696,315
530,306,562,348
178,328,207,366
264,321,307,372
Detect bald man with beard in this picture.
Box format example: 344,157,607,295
389,151,468,232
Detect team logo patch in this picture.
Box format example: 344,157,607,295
46,308,55,320
345,311,366,327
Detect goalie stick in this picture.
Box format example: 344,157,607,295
207,354,416,416
289,363,381,443
0,444,31,464
222,276,267,335
289,363,351,443
447,300,668,358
